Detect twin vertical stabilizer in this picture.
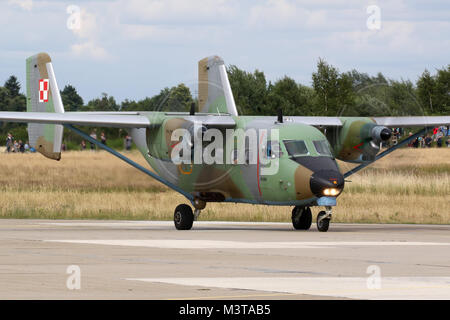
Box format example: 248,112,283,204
26,53,64,160
198,56,238,116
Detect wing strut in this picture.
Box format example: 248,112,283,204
343,128,428,178
64,124,194,202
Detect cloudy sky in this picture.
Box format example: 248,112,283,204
1,0,449,103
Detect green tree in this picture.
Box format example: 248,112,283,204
312,59,355,115
434,65,450,113
4,75,21,97
416,66,449,114
227,65,268,115
385,80,422,116
84,93,119,111
266,77,316,116
165,84,194,112
61,85,84,111
417,69,436,113
122,84,194,112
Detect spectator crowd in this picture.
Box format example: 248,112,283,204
4,132,34,153
4,130,134,153
405,126,450,148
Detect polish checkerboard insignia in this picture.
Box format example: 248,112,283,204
39,79,49,103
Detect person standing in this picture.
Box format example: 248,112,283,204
18,140,25,153
425,135,432,148
5,133,13,152
436,129,444,148
101,132,107,145
90,130,97,151
124,135,132,151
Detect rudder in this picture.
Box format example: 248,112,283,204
26,52,64,160
198,56,238,116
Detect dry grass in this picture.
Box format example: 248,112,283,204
0,148,448,224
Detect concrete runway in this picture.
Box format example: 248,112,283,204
0,219,449,300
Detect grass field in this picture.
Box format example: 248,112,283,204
0,148,448,224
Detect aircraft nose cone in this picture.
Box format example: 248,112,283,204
310,170,345,198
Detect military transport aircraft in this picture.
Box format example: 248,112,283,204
0,53,448,232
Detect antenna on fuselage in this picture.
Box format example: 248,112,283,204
190,102,195,115
277,108,283,123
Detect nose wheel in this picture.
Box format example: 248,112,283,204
317,206,332,232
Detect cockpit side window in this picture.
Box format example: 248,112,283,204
283,140,309,157
313,140,333,157
265,140,282,159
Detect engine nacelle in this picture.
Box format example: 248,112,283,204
371,125,392,143
326,118,391,163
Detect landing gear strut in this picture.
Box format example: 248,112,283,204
317,206,332,232
291,206,312,230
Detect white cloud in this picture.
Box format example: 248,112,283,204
328,20,419,55
70,41,109,60
249,0,328,29
67,7,110,60
0,0,448,102
118,0,238,24
8,0,33,11
70,8,98,39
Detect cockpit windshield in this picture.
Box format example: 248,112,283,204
283,140,309,157
313,140,333,157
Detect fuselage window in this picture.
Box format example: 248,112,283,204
313,140,332,157
283,140,309,157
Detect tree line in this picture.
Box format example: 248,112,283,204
0,59,448,146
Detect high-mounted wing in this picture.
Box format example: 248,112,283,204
277,116,343,126
373,116,450,127
0,112,151,128
261,116,450,128
163,112,236,127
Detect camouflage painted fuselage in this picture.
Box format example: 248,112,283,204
130,113,371,207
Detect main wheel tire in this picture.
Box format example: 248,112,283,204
316,211,330,232
291,206,312,230
174,204,194,230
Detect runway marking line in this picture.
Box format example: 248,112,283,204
44,239,450,249
126,277,450,300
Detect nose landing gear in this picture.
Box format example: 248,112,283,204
317,206,332,232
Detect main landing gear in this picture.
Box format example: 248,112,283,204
173,204,194,230
291,206,312,230
291,205,332,232
173,199,206,230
